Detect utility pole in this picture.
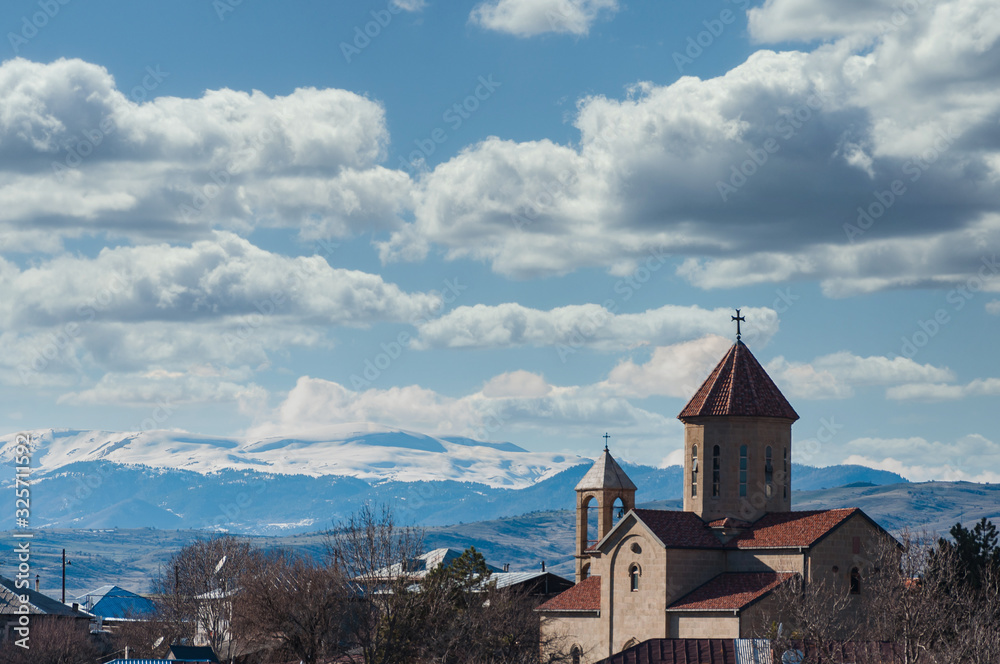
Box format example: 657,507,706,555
61,549,71,604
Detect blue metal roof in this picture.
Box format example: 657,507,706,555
76,585,156,619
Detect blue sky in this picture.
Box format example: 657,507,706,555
1,0,998,482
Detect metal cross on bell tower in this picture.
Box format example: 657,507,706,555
603,432,611,452
732,308,745,341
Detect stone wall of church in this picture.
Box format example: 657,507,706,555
665,548,727,604
539,613,604,664
669,613,741,639
605,526,670,656
806,513,884,589
726,549,805,574
682,416,792,522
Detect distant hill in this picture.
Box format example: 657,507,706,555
0,425,906,534
14,480,998,598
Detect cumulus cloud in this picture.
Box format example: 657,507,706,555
391,0,427,11
886,378,1000,401
843,434,1000,483
470,0,618,37
0,58,407,249
767,351,954,399
247,374,674,449
0,233,440,385
413,304,779,351
747,0,914,43
58,367,267,413
987,300,1000,315
603,335,733,398
381,0,1000,292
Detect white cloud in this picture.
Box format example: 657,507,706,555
391,0,427,11
886,378,1000,401
767,351,954,399
0,233,441,383
58,368,267,413
987,299,1000,315
413,304,779,351
603,335,733,398
747,0,912,43
482,370,552,398
247,374,674,449
842,433,1000,483
470,0,618,37
0,58,408,248
383,0,1000,291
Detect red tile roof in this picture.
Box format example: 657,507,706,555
633,509,725,549
730,508,858,549
666,572,796,611
707,517,751,529
596,639,737,664
535,575,601,612
678,341,798,421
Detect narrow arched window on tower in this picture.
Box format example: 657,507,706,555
629,564,640,591
783,448,789,500
739,445,748,497
691,445,698,497
765,446,773,496
850,567,861,594
712,445,721,498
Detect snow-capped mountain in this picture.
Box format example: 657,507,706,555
0,424,582,489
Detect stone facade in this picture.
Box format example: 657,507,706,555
537,339,896,664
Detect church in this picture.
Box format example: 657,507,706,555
537,320,895,663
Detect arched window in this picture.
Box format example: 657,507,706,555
739,445,748,497
629,564,640,591
712,445,721,498
850,567,861,594
783,448,789,500
765,446,773,496
691,445,698,497
571,645,582,664
581,563,590,579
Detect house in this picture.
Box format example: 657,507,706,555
0,575,91,643
75,584,157,623
538,331,898,663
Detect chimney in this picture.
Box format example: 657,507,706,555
34,575,39,592
541,561,545,572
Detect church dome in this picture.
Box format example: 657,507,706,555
678,340,798,421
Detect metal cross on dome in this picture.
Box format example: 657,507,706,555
732,308,746,340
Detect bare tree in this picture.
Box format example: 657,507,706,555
0,619,100,664
235,548,352,664
325,503,425,664
756,573,861,661
155,535,261,662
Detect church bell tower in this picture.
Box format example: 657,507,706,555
574,439,636,583
677,311,799,523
